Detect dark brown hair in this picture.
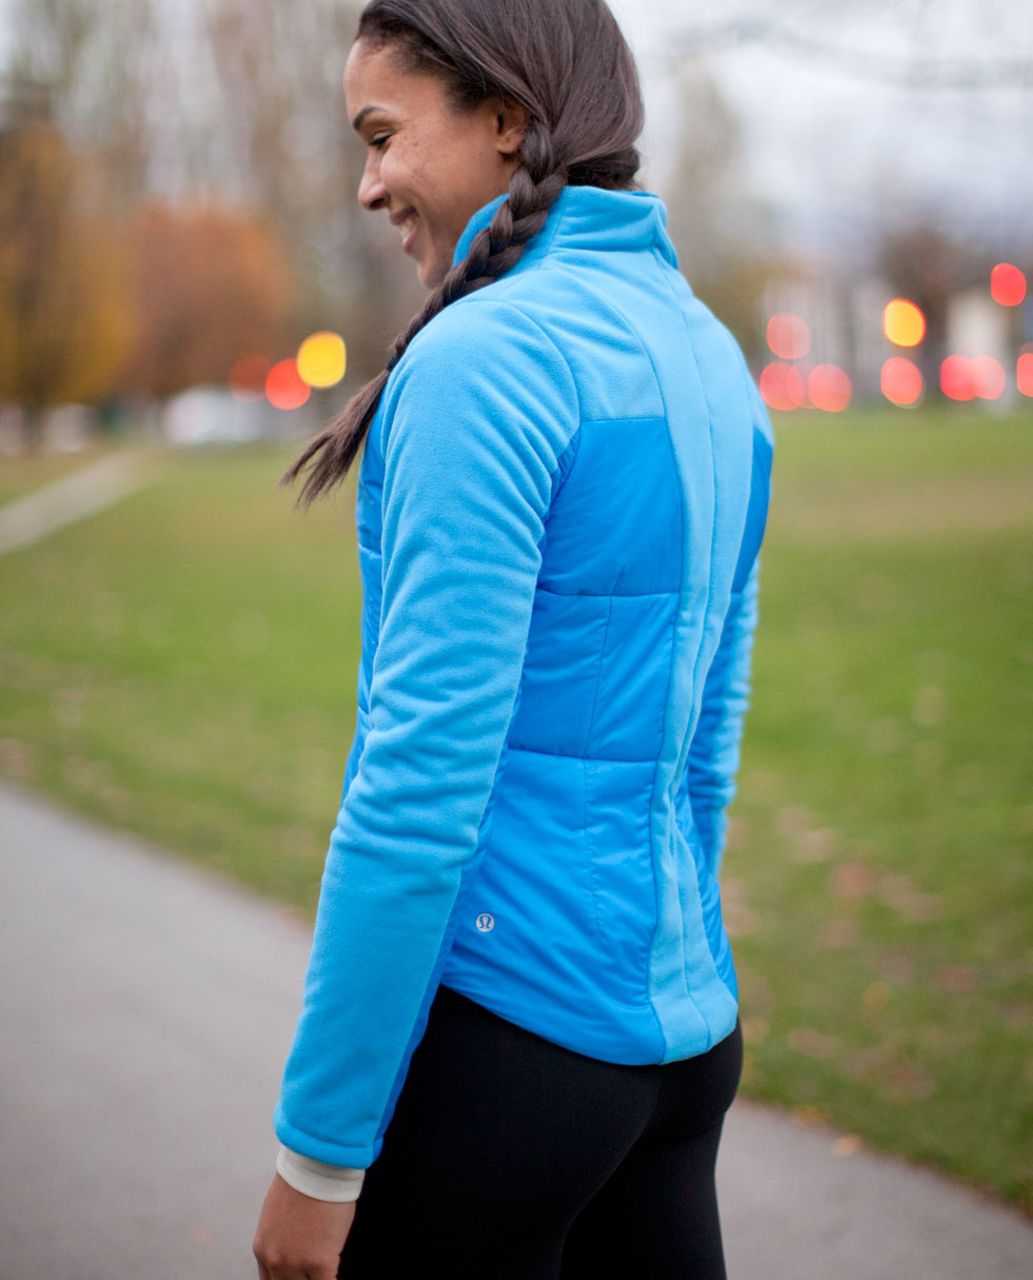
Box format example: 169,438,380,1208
280,0,644,506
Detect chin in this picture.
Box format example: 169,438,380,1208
418,256,448,291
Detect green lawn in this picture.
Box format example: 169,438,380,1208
1,408,1030,1213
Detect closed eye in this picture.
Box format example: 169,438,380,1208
370,134,391,151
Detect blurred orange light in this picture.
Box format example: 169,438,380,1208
808,364,852,412
940,355,976,402
971,355,1006,400
881,357,923,406
1017,353,1033,397
766,313,810,360
759,362,806,411
230,353,270,402
990,262,1027,307
266,358,311,410
883,299,926,347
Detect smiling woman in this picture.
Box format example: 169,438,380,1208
277,0,643,509
346,45,531,289
255,2,773,1278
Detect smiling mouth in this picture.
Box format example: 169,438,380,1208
395,210,418,253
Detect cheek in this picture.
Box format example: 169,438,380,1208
382,136,430,194
416,124,483,205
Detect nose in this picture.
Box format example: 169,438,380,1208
358,153,388,211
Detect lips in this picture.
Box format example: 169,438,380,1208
390,207,418,253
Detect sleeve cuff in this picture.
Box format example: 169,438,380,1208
275,1143,367,1203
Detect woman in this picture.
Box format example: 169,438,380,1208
253,1,774,1276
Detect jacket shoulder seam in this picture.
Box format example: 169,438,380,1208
460,295,584,423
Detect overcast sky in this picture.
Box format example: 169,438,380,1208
612,0,1033,259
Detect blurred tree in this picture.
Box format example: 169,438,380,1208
126,201,296,400
664,56,779,362
665,58,743,278
203,0,424,378
0,112,133,445
1,0,93,98
1,0,460,395
2,0,159,209
698,254,784,367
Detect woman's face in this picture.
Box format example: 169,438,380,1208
344,38,528,289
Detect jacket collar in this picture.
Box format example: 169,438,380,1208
451,183,679,273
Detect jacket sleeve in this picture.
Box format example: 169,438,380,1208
687,373,774,879
273,299,579,1169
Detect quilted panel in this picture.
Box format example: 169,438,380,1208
539,416,682,597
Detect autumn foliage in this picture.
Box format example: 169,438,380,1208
0,112,298,422
0,116,134,417
125,202,296,400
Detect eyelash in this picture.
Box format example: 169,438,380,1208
370,134,390,151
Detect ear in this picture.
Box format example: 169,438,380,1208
492,96,531,159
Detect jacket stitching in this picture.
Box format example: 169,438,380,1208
535,582,672,599
584,594,612,758
581,759,605,943
654,246,724,1043
580,246,708,1047
600,260,687,1053
550,425,582,505
522,274,665,412
506,742,652,766
458,296,584,422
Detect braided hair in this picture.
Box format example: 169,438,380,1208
281,0,644,507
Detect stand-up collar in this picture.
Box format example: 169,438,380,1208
451,184,679,273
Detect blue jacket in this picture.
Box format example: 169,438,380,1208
274,183,774,1169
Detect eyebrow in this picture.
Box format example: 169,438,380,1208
351,104,386,132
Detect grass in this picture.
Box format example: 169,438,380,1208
1,407,1031,1213
727,406,1032,1213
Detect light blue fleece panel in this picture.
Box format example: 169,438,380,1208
274,184,774,1168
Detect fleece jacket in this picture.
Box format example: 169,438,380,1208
273,182,775,1177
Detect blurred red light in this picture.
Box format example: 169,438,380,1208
808,364,852,412
971,355,1006,400
266,358,311,410
881,357,923,406
766,313,811,360
1017,353,1033,397
759,362,806,410
990,263,1027,307
940,355,976,401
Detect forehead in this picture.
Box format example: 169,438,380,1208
343,40,442,119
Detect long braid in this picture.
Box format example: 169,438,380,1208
280,119,566,508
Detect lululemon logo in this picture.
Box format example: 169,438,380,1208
475,913,495,933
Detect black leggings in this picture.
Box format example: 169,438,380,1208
338,983,744,1279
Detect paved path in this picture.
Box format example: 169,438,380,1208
0,450,156,556
1,780,1030,1279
